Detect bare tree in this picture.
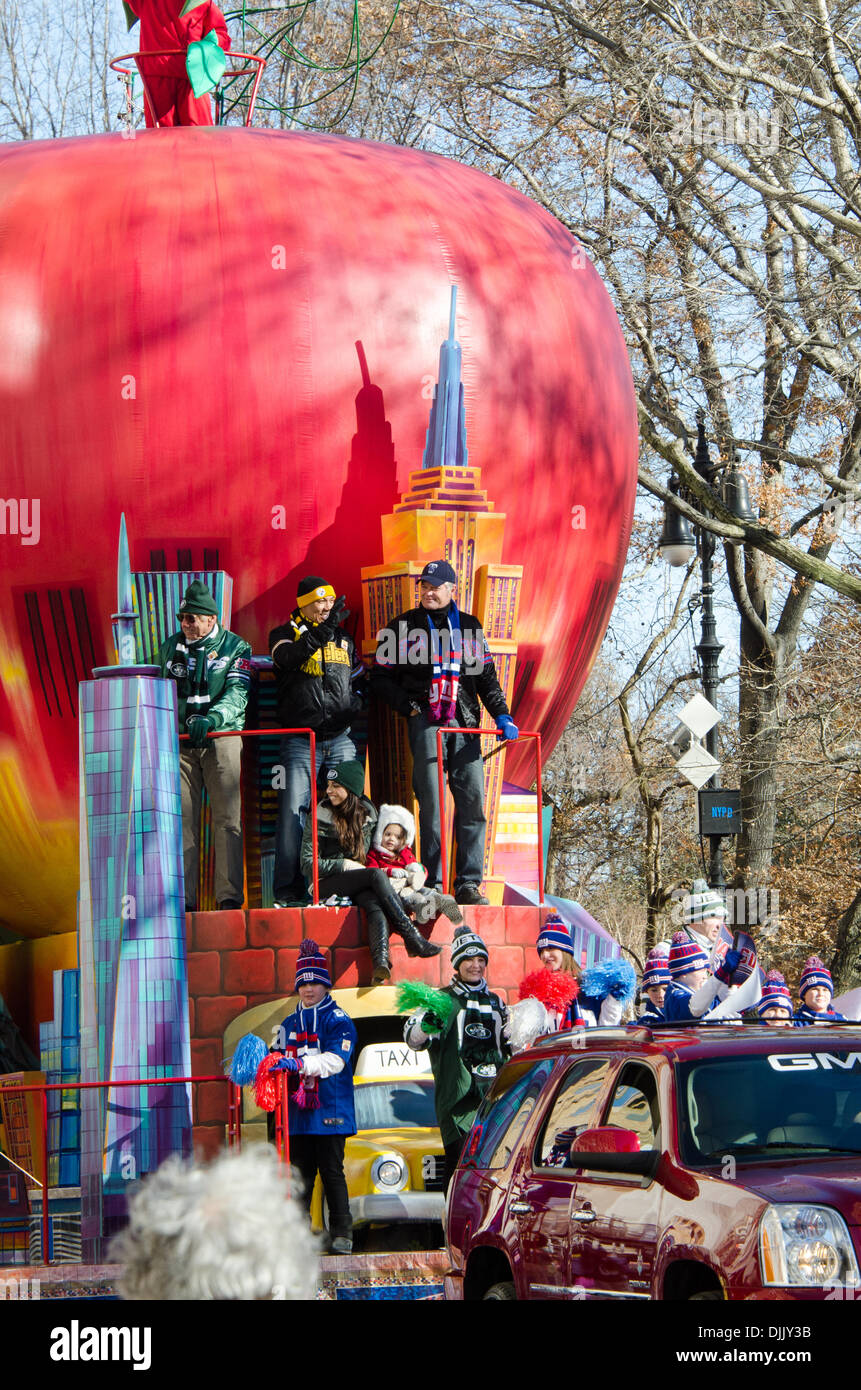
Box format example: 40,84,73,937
347,0,861,909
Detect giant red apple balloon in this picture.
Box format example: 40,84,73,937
0,128,637,937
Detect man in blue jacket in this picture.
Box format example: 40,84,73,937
272,939,357,1253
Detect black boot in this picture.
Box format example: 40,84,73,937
365,909,392,983
383,893,442,959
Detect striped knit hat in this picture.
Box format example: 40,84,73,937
757,970,793,1018
536,913,574,957
669,931,709,978
684,878,727,924
642,946,672,989
294,938,331,990
799,956,833,1000
451,925,488,970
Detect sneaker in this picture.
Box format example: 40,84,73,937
273,897,308,909
217,899,244,910
330,1235,353,1255
454,884,489,906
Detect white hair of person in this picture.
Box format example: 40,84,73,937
109,1145,319,1300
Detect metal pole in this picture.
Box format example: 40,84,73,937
435,728,449,893
694,413,725,890
40,1083,50,1265
534,733,545,904
309,731,319,904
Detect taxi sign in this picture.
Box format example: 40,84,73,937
354,1042,432,1078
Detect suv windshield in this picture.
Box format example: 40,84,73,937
354,1080,437,1130
677,1048,861,1165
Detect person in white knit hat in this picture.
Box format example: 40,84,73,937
365,803,463,927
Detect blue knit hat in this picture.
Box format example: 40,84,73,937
536,913,574,957
295,938,331,990
799,956,833,1000
757,970,793,1018
669,931,709,978
642,947,671,989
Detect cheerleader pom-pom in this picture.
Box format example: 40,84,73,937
581,957,637,1004
254,1053,283,1112
395,980,455,1028
226,1032,267,1086
507,996,553,1051
518,968,579,1012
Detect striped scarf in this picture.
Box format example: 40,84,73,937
452,978,507,1079
427,603,461,724
289,611,325,679
182,624,221,720
284,1004,326,1110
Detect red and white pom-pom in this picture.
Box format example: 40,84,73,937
519,967,579,1011
254,1053,282,1112
671,930,690,946
763,968,786,984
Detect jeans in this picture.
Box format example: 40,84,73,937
273,729,356,901
180,740,243,908
407,712,486,890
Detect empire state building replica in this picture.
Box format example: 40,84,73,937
361,288,523,901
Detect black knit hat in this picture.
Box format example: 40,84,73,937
178,580,218,617
326,760,365,798
297,576,335,609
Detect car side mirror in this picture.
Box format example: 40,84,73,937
569,1126,660,1178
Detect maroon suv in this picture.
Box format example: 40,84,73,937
444,1024,861,1300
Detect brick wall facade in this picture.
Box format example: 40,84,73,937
187,904,548,1154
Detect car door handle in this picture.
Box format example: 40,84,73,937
510,1201,534,1215
571,1208,597,1223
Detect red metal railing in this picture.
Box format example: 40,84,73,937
178,727,320,904
436,728,544,902
109,50,266,128
0,1074,244,1265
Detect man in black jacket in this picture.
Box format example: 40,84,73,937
269,577,362,906
371,560,518,906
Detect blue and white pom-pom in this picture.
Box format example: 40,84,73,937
226,1032,268,1086
581,957,637,1005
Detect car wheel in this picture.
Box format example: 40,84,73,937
483,1280,516,1300
689,1290,724,1301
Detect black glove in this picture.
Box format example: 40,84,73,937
329,595,349,627
423,1010,443,1035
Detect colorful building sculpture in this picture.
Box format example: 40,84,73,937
77,518,192,1258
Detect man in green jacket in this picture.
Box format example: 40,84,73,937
158,580,252,910
403,924,509,1191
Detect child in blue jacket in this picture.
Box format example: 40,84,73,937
272,939,358,1253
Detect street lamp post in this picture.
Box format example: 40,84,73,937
658,409,756,891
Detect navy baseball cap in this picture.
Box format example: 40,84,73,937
419,559,457,586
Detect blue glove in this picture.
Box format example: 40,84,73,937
496,715,518,741
186,714,215,748
715,949,741,986
271,1057,301,1073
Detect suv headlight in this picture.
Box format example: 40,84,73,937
759,1205,860,1288
370,1153,408,1192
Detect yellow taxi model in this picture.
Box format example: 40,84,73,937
309,1040,445,1234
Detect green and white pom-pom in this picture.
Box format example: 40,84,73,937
395,981,455,1033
